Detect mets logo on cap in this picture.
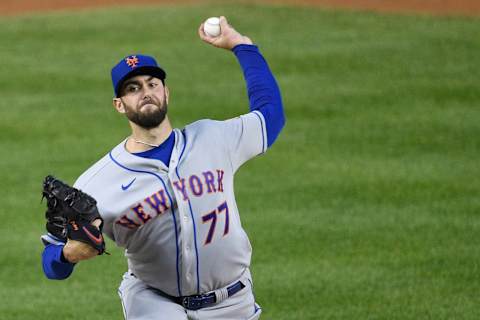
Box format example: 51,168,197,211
125,55,139,69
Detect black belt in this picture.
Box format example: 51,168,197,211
149,279,245,311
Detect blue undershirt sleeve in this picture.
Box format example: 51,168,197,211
42,244,75,280
232,44,285,148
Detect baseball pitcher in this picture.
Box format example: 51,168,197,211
41,16,285,320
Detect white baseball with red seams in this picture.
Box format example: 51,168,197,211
203,17,221,37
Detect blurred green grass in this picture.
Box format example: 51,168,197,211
0,3,479,319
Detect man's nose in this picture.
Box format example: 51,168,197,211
142,88,153,100
142,85,156,98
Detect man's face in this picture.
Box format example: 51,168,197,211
114,75,169,129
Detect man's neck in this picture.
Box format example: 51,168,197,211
126,117,173,153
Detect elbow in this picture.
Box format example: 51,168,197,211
262,100,286,148
279,106,286,130
266,114,286,148
276,99,286,133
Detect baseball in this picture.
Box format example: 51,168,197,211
203,17,221,37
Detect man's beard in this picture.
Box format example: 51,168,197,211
123,97,167,129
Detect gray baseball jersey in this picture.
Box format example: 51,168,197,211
74,110,267,297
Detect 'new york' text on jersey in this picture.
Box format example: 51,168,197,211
74,111,267,297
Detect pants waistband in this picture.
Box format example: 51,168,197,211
135,273,245,311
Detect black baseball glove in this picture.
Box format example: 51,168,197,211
42,175,106,255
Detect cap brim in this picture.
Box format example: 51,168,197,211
115,66,166,97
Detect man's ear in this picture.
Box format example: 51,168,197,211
113,98,126,114
165,85,170,105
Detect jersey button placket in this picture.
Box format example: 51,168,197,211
169,152,197,294
179,203,197,293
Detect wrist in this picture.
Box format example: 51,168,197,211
232,43,259,53
60,249,71,263
62,245,75,263
229,36,253,50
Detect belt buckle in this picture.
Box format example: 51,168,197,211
182,296,203,311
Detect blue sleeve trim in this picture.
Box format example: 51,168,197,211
42,244,75,280
252,111,265,154
233,44,285,148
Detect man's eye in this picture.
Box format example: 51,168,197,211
128,86,139,92
149,83,158,88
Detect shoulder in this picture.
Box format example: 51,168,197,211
184,113,264,135
185,118,223,131
182,118,226,139
73,153,114,190
183,115,250,134
73,139,129,190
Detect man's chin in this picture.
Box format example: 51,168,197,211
135,118,164,129
139,103,159,111
136,111,167,128
126,103,167,128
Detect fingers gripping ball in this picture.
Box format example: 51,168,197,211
203,17,221,37
42,175,107,255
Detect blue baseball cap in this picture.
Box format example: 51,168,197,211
111,54,167,97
